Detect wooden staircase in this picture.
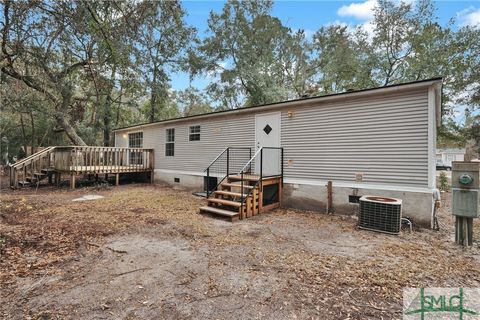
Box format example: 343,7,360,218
199,147,283,222
9,147,58,188
200,175,260,221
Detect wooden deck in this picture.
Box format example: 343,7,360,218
9,146,154,189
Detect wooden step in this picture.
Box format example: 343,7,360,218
214,190,249,198
18,181,31,187
199,206,239,218
228,175,260,182
26,177,37,183
207,198,243,207
221,183,255,189
34,172,47,177
41,168,56,174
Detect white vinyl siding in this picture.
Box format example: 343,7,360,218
281,89,429,187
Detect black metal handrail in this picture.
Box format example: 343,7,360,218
204,146,284,219
239,147,284,214
204,147,252,198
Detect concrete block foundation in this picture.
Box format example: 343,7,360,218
154,170,435,228
282,183,435,228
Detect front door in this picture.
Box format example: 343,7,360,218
255,112,281,176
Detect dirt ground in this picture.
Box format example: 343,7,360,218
1,179,480,320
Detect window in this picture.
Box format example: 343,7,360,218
128,132,143,148
189,125,201,141
165,128,175,156
128,132,143,164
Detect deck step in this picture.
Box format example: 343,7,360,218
207,198,243,207
221,183,255,189
214,190,249,198
199,206,239,218
18,180,31,186
34,172,47,177
26,177,37,183
41,168,56,173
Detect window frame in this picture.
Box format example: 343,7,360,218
128,131,143,165
189,125,201,141
165,128,175,157
128,131,143,148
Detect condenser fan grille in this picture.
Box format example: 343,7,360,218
359,197,402,234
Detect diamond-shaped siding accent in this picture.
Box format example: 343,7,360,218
263,124,272,135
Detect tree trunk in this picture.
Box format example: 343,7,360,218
150,63,158,123
103,100,111,146
19,113,28,156
103,65,117,147
465,139,477,162
30,112,35,152
55,113,86,146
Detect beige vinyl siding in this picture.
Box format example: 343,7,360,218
119,113,255,172
115,133,128,148
115,88,431,188
281,89,429,187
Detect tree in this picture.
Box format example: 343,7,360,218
137,1,196,123
311,25,377,94
197,0,309,108
139,84,181,121
177,87,213,116
372,0,436,86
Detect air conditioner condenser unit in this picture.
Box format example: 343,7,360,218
358,196,402,235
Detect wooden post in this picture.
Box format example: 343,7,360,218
455,216,473,246
70,173,76,189
56,173,61,187
278,178,282,208
327,181,333,214
115,173,119,186
149,150,154,184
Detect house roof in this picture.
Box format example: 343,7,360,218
113,77,443,132
437,148,466,153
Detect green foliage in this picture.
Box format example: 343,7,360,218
438,171,449,192
177,87,213,117
197,0,307,108
139,86,182,122
437,118,466,149
1,0,478,156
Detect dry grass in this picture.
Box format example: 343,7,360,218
1,184,480,319
0,185,207,283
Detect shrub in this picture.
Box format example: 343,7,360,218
439,171,449,191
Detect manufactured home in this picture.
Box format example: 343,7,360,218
436,148,465,166
113,78,443,227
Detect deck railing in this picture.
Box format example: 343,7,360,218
54,146,154,173
9,146,154,188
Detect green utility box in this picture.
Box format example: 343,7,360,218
452,161,480,218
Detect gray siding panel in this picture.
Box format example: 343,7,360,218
281,90,429,187
115,88,430,188
117,114,256,172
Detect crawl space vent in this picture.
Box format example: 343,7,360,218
358,196,402,234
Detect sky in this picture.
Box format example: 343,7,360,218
170,0,480,93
